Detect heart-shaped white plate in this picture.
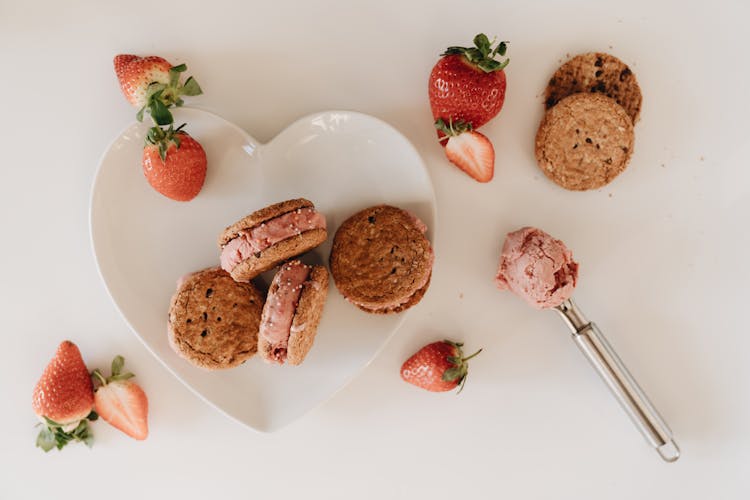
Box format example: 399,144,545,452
90,108,436,432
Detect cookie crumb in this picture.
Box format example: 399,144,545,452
459,292,464,299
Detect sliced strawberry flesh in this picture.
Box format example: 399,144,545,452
444,131,495,183
95,382,148,441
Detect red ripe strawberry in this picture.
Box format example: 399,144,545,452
401,340,482,393
114,55,172,108
114,54,203,123
32,341,97,451
437,119,495,183
429,34,509,133
142,125,207,201
92,356,149,441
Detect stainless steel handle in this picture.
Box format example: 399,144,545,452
556,299,680,462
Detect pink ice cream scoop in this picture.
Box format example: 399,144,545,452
495,226,578,309
495,226,679,462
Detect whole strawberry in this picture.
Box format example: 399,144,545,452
429,34,509,132
32,341,97,451
142,124,207,201
114,54,202,123
92,356,149,441
400,340,482,393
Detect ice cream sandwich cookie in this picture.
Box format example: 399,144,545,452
168,267,264,370
258,260,329,365
535,93,634,191
219,199,327,282
330,205,433,314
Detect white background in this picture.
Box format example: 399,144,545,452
2,0,749,498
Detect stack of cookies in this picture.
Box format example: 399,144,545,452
167,200,434,371
168,199,330,369
535,53,642,191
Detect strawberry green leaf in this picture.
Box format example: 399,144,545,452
36,427,56,452
43,416,61,428
474,33,491,56
158,141,168,162
91,368,107,387
182,77,203,96
36,418,93,451
477,59,501,72
111,355,124,377
434,118,472,136
441,34,509,73
87,410,98,421
493,41,508,57
136,106,146,123
149,99,174,126
442,366,464,382
170,63,187,73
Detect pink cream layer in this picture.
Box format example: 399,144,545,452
220,208,326,273
495,226,579,309
259,260,311,364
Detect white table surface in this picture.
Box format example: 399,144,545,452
2,0,749,498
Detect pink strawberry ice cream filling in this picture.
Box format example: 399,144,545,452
260,261,311,364
220,208,326,273
495,226,579,309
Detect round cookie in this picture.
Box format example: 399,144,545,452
544,52,642,123
535,93,634,191
330,205,433,314
168,267,264,370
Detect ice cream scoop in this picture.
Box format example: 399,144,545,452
497,227,680,462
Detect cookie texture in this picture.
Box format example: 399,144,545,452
258,265,329,365
545,52,642,123
218,198,314,246
168,267,263,370
287,265,329,365
330,205,433,313
228,228,327,282
535,93,634,191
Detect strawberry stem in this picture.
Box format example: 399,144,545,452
462,348,483,362
435,117,472,137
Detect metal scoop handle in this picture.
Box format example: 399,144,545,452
555,299,680,462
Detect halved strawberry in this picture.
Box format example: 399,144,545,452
437,118,495,183
92,356,149,441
